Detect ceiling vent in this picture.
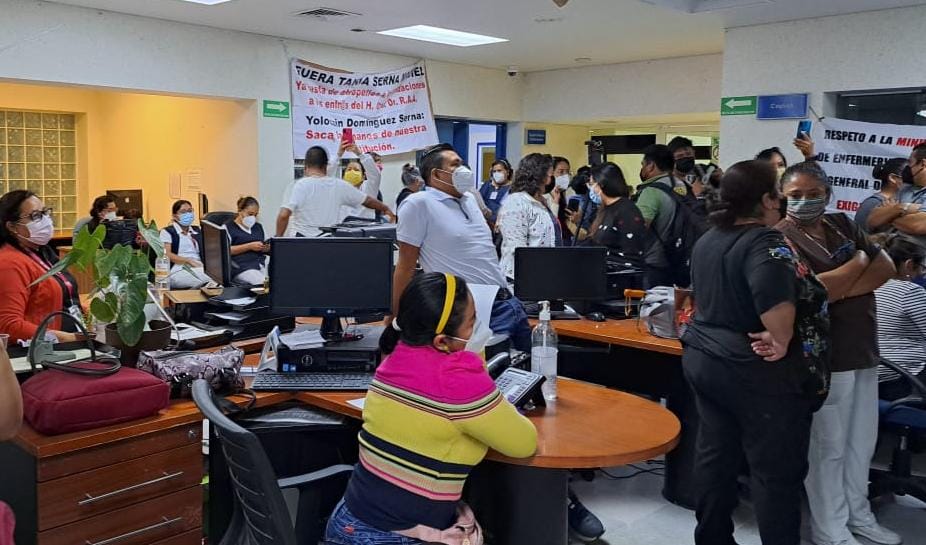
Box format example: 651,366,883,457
295,8,361,21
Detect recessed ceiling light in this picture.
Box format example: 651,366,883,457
377,25,507,47
177,0,233,5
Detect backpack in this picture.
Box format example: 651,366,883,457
647,177,708,287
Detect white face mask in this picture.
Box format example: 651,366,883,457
103,211,118,221
554,174,571,190
19,215,54,246
439,166,475,195
450,320,493,355
492,171,506,184
242,215,257,228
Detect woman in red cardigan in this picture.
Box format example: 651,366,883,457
0,191,81,344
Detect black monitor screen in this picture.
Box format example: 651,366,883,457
514,247,608,301
201,221,231,286
106,189,143,218
269,237,393,316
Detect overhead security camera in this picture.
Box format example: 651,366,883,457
507,65,519,77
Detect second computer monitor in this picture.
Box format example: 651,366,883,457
201,220,232,287
514,246,608,303
268,237,393,337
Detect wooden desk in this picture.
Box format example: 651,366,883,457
542,317,682,356
4,353,678,545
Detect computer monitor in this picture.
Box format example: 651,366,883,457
201,220,232,287
514,246,608,312
269,237,393,340
106,189,143,218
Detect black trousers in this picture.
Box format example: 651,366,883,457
683,347,813,545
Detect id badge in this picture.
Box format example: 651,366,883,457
490,191,498,200
68,305,84,324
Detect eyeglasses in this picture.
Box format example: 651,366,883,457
19,208,53,223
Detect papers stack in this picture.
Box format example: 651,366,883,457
279,329,326,349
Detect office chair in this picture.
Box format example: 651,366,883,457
192,380,354,545
869,358,926,504
203,211,237,227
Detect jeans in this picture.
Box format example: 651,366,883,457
683,346,814,545
489,297,531,352
325,501,422,545
805,368,879,545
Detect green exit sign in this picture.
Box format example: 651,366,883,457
720,96,757,116
263,100,290,118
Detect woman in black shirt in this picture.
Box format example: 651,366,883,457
226,196,267,286
587,162,645,271
682,160,829,545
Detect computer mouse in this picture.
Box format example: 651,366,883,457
587,312,606,322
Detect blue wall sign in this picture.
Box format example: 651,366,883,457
757,94,809,120
526,129,547,145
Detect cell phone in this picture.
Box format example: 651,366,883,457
341,128,355,145
797,120,812,140
567,197,581,213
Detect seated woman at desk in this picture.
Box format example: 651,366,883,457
160,200,210,289
586,162,646,272
72,194,117,241
326,272,537,544
226,196,268,286
0,190,81,343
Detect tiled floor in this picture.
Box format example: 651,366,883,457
570,461,926,545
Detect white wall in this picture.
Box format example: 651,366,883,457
0,0,524,213
522,54,723,123
720,6,926,167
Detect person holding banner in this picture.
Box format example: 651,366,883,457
276,146,395,238
777,162,900,545
330,139,383,222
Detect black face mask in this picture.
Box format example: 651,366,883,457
778,196,788,221
675,157,695,174
902,165,915,185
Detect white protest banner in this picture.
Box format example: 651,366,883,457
812,117,926,216
291,59,438,160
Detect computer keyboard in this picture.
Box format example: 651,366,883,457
251,372,373,392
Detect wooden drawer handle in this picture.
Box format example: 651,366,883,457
78,471,185,506
84,516,182,545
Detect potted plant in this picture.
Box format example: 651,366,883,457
36,220,174,365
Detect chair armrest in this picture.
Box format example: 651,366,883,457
880,358,926,398
277,464,354,490
888,395,926,412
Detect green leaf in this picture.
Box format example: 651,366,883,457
105,291,119,312
139,219,164,259
115,275,150,346
90,297,116,324
30,249,82,287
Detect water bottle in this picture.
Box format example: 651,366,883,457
154,255,170,292
530,300,558,401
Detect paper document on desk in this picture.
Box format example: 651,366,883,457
204,310,249,322
222,297,257,307
280,329,326,349
172,324,227,342
10,349,94,373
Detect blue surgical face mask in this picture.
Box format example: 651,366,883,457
589,187,602,206
178,211,195,227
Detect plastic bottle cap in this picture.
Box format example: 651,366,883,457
539,300,551,322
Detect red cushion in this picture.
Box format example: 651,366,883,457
21,367,170,435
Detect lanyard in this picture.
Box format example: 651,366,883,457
26,249,79,309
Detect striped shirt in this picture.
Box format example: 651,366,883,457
343,343,537,532
875,279,926,381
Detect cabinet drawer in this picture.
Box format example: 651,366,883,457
38,486,201,545
38,444,202,530
39,423,202,481
150,528,202,545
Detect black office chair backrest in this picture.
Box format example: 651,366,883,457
192,380,297,545
203,211,237,227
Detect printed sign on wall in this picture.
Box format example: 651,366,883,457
291,59,438,159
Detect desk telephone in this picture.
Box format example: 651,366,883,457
487,352,546,410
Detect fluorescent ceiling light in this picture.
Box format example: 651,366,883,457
377,25,507,47
177,0,233,5
917,110,926,118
